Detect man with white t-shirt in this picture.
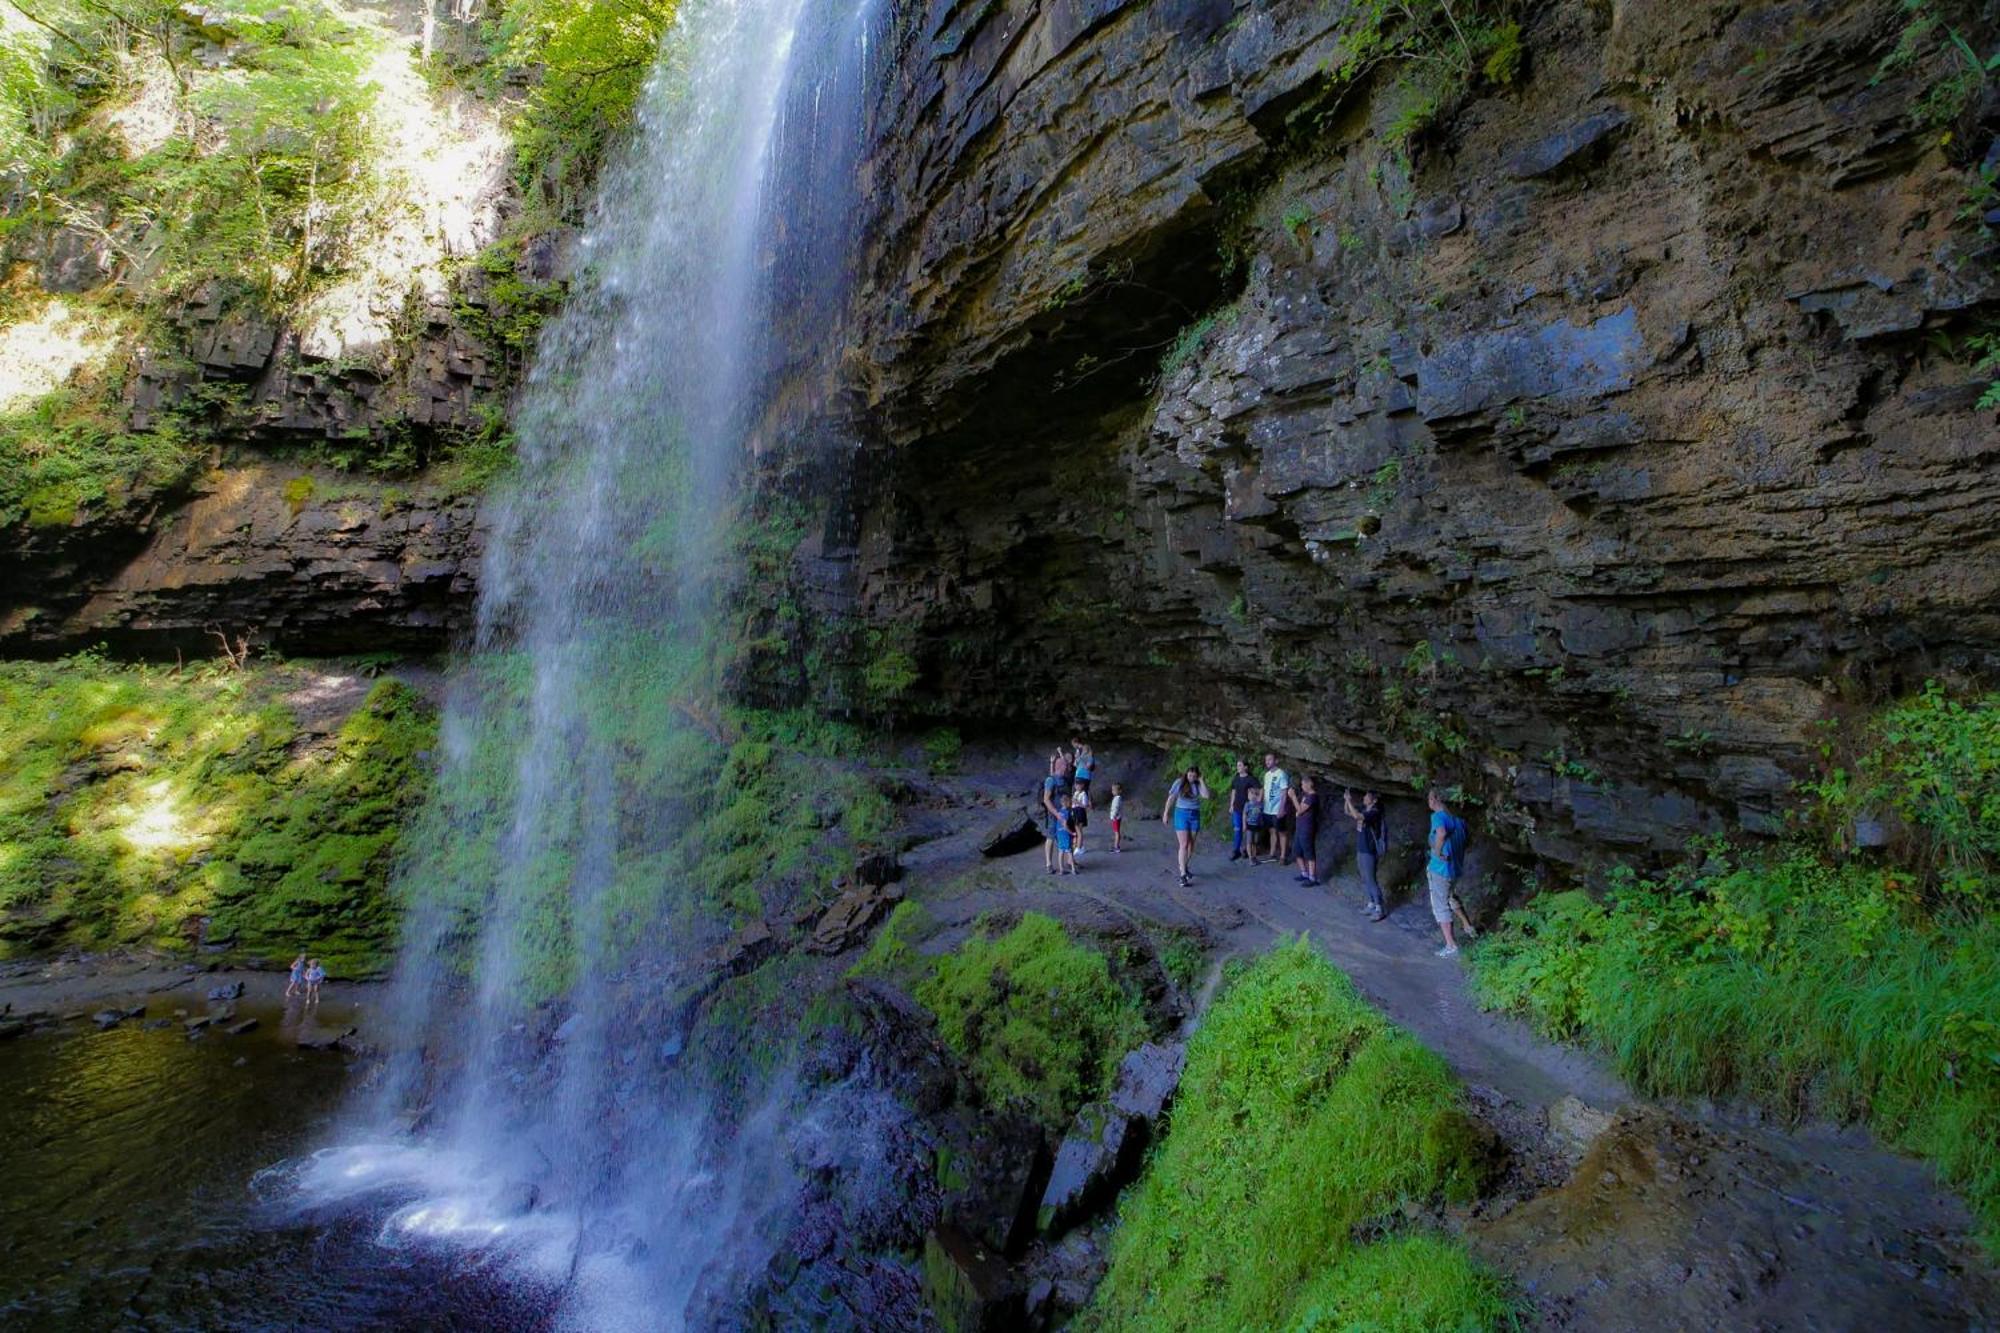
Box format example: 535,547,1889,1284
1257,752,1290,865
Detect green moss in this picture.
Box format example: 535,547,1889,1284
0,659,436,973
1089,938,1509,1331
914,912,1148,1129
282,476,316,513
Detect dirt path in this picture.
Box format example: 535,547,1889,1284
906,764,2000,1330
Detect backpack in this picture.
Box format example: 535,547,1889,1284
1441,814,1470,878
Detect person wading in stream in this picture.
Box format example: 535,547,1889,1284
1427,788,1470,957
1258,753,1290,865
1161,765,1211,887
1227,757,1257,862
285,953,307,999
1345,787,1388,921
1290,775,1323,887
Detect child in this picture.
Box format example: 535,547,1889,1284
1070,785,1091,856
1056,806,1079,875
1109,783,1125,852
285,953,307,999
304,959,325,1005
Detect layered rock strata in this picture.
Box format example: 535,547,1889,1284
794,0,2000,866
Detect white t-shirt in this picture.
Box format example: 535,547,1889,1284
1072,788,1090,810
1108,793,1122,820
1262,768,1290,816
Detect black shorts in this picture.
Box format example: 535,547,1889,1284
1277,810,1296,834
1072,808,1088,828
1294,819,1316,855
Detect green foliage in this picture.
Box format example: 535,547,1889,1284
3,0,388,304
921,726,963,775
847,898,931,980
1157,300,1240,381
1090,938,1509,1330
488,0,683,218
0,659,436,972
1471,844,2000,1258
0,374,200,531
1288,1233,1514,1333
1971,330,2000,411
1317,0,1523,155
1158,931,1207,995
1873,0,1997,130
861,626,921,716
914,912,1148,1129
1807,682,2000,903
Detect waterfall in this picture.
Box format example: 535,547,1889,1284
291,0,883,1322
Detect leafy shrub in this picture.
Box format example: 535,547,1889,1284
922,726,963,775
914,912,1148,1128
488,0,683,219
1090,938,1508,1331
1321,0,1526,154
1470,846,2000,1257
3,0,388,304
1808,683,2000,904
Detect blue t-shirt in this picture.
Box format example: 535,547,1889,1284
1043,774,1064,813
1428,811,1464,878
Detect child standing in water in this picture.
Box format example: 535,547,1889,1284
1109,783,1125,853
285,953,307,999
304,959,325,1005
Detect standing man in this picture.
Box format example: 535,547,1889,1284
1227,758,1258,861
1426,788,1468,957
1258,753,1290,865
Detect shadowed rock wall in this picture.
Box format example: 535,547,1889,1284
792,0,2000,868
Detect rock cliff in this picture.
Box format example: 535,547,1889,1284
781,0,2000,870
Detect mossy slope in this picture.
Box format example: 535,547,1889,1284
0,656,435,973
1089,937,1511,1331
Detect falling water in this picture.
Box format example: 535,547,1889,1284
290,0,884,1322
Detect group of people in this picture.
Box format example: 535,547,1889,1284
1041,742,1123,874
285,954,327,1004
1041,743,1474,958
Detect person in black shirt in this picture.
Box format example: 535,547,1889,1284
1227,758,1258,862
1290,776,1322,887
1344,788,1387,920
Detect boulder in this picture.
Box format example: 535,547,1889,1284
854,850,903,887
225,1018,259,1036
808,880,905,955
979,815,1044,858
92,1010,126,1030
206,980,245,1002
1037,1042,1186,1236
1547,1094,1615,1163
298,1025,358,1050
923,1225,1023,1333
184,1015,213,1034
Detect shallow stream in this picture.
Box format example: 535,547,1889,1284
0,993,541,1331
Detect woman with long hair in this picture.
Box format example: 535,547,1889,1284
1160,765,1211,887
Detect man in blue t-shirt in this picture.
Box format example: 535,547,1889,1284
1426,788,1467,957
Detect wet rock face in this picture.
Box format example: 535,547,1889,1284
0,464,483,657
805,0,2000,870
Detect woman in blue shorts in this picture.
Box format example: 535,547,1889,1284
1159,765,1211,887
